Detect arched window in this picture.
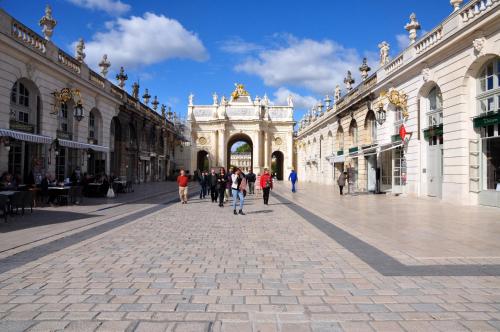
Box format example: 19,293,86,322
365,111,377,144
349,120,358,147
89,112,96,139
478,58,500,115
11,82,30,123
336,127,344,151
427,86,443,126
59,103,69,133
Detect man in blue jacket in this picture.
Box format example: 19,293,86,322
288,169,298,193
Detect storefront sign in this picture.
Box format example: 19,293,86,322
423,124,443,139
349,147,358,154
337,150,344,156
473,112,500,128
9,120,34,133
391,134,402,142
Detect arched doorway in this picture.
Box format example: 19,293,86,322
197,150,210,173
271,151,284,180
227,133,253,173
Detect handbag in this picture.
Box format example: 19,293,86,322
106,184,115,198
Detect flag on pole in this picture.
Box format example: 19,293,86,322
399,124,407,141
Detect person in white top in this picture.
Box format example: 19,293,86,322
231,168,247,215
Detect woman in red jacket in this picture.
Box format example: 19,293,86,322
259,168,273,205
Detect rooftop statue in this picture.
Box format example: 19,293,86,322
378,41,390,66
231,83,249,100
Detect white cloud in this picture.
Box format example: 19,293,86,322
219,37,262,54
235,35,371,95
66,0,131,16
77,12,208,70
396,33,409,50
273,87,317,110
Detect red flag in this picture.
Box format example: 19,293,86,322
399,124,407,141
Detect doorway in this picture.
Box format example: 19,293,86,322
427,135,443,197
197,150,210,172
227,134,253,173
366,155,377,192
271,151,284,180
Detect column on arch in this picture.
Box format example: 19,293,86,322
253,130,261,173
264,131,270,168
217,128,226,168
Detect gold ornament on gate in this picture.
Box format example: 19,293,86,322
382,88,409,119
51,88,83,114
231,83,249,100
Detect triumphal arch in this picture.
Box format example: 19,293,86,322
187,84,294,179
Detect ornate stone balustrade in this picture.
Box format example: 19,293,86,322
89,70,105,88
11,20,46,54
110,86,124,99
58,50,81,74
385,54,404,74
414,26,443,54
460,0,497,24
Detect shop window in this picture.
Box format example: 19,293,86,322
393,147,407,186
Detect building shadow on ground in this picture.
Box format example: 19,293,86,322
0,210,100,233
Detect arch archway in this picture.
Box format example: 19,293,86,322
197,150,210,173
271,151,284,180
227,133,253,173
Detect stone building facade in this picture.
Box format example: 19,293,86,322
296,0,500,207
230,152,252,173
187,84,294,179
0,7,183,184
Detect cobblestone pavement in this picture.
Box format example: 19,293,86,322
0,184,499,331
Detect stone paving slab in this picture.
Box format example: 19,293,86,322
0,186,499,331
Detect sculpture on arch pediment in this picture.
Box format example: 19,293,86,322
378,41,390,66
212,92,219,105
287,94,294,107
188,93,194,106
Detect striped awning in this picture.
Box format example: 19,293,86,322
58,139,109,152
0,129,52,144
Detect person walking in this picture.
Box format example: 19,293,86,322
260,168,273,205
198,171,208,199
288,169,298,193
246,169,256,194
224,167,233,203
338,171,347,195
217,168,228,207
177,169,189,204
231,168,247,215
208,168,218,203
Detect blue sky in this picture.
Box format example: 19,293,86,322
3,0,463,122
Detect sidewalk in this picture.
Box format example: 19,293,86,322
274,181,500,266
0,181,196,255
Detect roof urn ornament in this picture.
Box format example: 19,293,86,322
405,13,421,45
142,89,151,105
98,54,111,78
151,96,159,110
359,58,371,81
131,81,139,99
75,38,86,63
344,71,355,91
378,41,390,66
39,4,57,41
167,106,173,121
317,101,324,115
116,66,128,89
324,95,332,109
161,104,166,119
334,85,341,102
450,0,463,11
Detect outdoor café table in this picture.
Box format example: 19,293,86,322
86,183,103,197
48,186,70,205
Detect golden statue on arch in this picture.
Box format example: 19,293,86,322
231,83,249,100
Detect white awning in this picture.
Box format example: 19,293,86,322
333,155,345,163
58,139,109,152
0,129,52,144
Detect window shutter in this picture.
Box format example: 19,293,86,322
469,139,480,193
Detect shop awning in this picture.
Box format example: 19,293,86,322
0,129,52,144
139,156,150,161
58,139,109,152
333,155,345,163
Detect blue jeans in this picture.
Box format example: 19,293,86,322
232,188,244,211
291,181,296,192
